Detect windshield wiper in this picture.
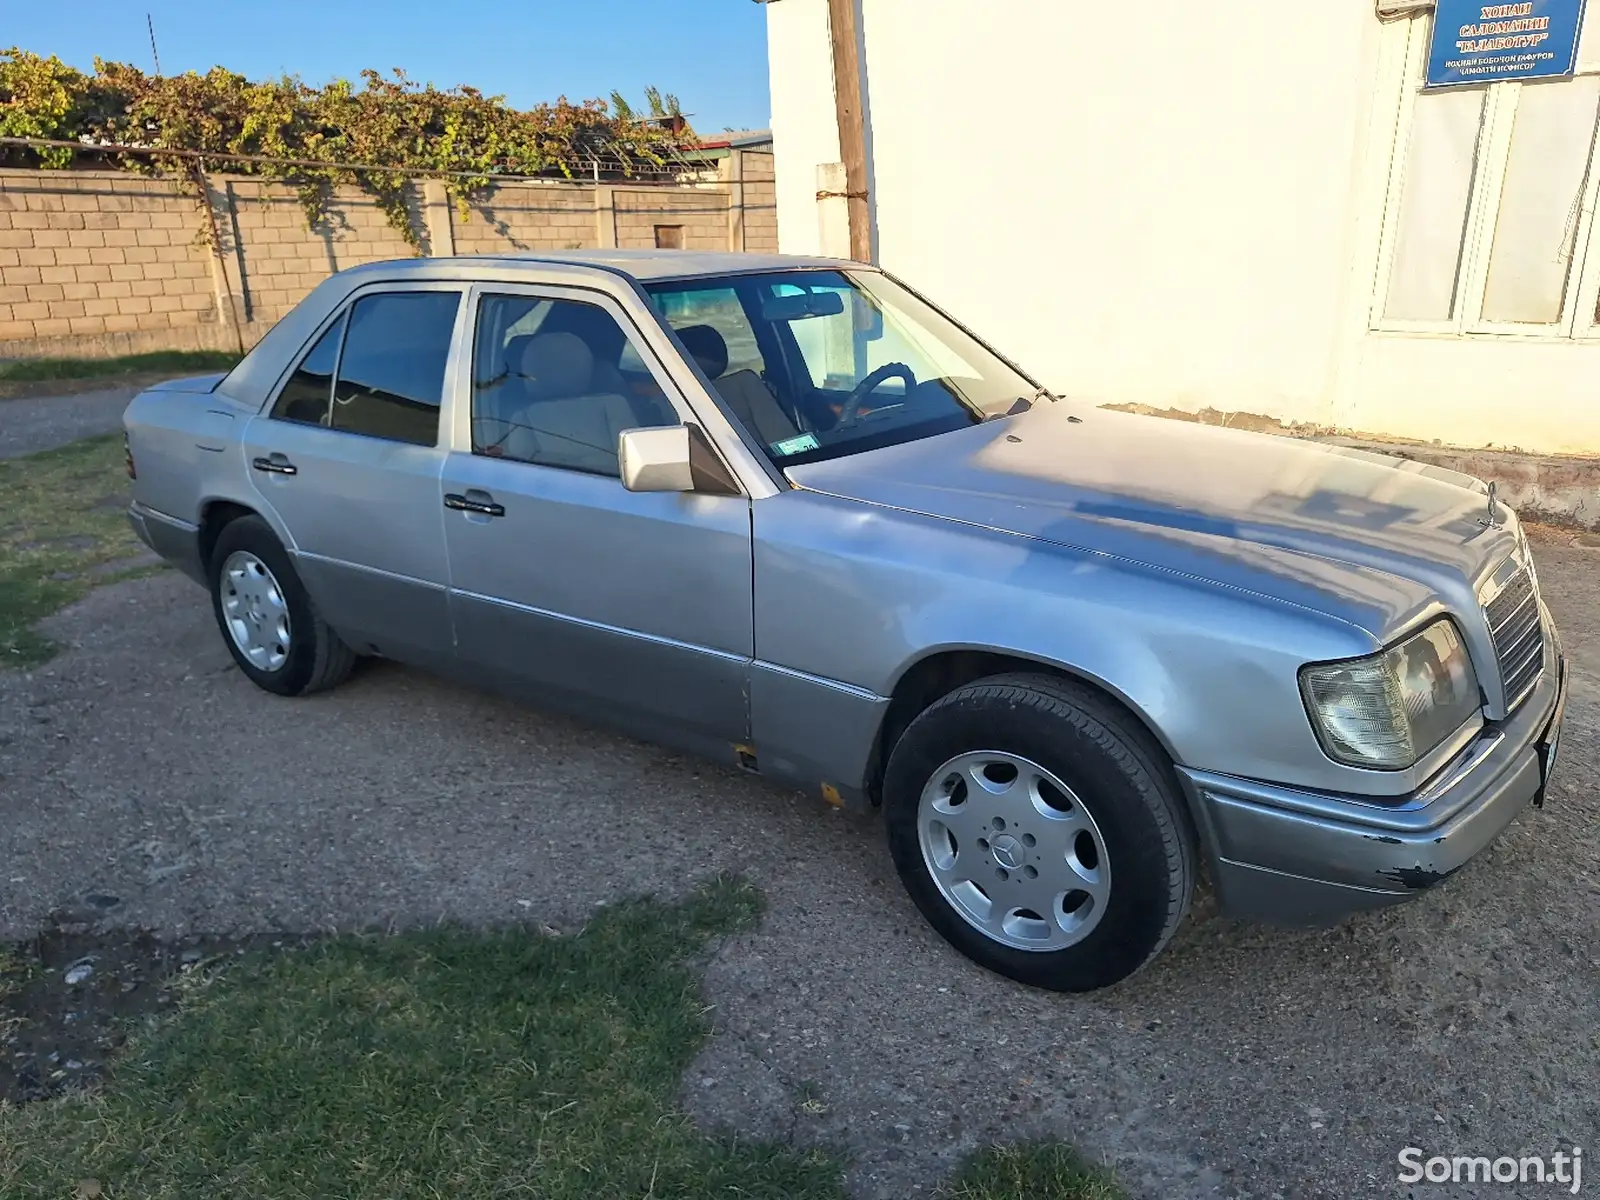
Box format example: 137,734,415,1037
986,387,1061,421
990,394,1037,420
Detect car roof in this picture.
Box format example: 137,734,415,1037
342,249,855,283
215,249,865,412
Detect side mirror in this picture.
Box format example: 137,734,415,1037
618,424,741,497
619,426,694,492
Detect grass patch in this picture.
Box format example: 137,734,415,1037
0,947,28,1047
0,434,158,667
0,881,1121,1200
0,350,237,390
940,1144,1123,1200
0,879,848,1199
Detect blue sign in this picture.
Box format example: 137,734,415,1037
1427,0,1589,86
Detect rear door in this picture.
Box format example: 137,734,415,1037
240,284,466,666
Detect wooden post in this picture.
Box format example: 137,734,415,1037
726,150,747,253
826,0,871,262
195,166,247,354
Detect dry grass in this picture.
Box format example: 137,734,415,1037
0,435,162,667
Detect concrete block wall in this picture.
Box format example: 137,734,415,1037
0,149,781,361
225,180,417,329
615,187,729,251
453,185,598,256
0,170,226,356
741,152,780,254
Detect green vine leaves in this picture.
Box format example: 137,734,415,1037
0,48,695,250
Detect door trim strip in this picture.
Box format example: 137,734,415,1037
452,587,751,664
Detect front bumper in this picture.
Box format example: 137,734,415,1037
128,501,207,586
1178,623,1568,926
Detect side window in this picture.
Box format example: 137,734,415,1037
270,314,344,426
471,293,677,477
330,292,461,447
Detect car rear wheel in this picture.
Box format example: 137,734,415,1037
208,515,355,697
883,672,1195,992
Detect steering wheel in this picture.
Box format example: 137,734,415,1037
836,362,917,428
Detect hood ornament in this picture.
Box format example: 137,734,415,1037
1479,481,1504,529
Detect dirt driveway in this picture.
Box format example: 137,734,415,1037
2,531,1596,1199
0,386,142,460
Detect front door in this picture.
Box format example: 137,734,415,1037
241,285,466,665
440,284,754,757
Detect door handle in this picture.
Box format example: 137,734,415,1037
444,492,505,518
252,454,297,476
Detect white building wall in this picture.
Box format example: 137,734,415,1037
767,0,842,259
767,0,1600,454
770,0,1378,425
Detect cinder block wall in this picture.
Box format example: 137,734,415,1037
616,188,728,250
451,184,598,257
0,149,780,361
225,180,416,330
0,171,222,355
742,151,780,254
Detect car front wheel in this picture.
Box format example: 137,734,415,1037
208,515,355,697
883,672,1195,992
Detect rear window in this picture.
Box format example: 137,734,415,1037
330,292,461,446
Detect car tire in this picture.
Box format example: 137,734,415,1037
883,672,1195,992
208,515,355,697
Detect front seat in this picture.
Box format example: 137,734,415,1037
472,333,541,453
675,325,800,447
502,332,642,475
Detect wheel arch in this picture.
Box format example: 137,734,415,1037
197,499,259,572
864,648,1184,808
197,496,288,572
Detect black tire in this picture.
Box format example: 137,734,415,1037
208,514,356,697
883,672,1195,992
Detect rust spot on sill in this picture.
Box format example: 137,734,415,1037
1380,864,1462,890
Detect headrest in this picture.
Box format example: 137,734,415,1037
513,332,594,399
676,324,729,379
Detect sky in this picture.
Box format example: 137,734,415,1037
8,0,773,133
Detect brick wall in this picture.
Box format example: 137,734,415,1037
615,187,729,251
0,171,221,353
0,147,781,361
453,184,598,256
225,180,416,329
741,151,780,255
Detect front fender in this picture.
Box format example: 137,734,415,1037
753,491,1394,797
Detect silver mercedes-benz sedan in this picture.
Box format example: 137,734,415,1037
123,250,1568,991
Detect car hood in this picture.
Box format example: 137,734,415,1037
784,404,1519,636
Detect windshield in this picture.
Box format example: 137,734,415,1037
643,269,1038,466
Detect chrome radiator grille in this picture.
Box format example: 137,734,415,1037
1482,560,1544,710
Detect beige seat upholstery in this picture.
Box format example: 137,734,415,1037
497,332,641,475
675,324,801,447
716,370,800,447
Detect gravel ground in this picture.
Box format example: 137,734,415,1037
1,531,1595,1199
0,387,139,459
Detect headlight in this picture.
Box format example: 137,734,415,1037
1299,619,1482,769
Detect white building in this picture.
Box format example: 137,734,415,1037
765,0,1600,455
